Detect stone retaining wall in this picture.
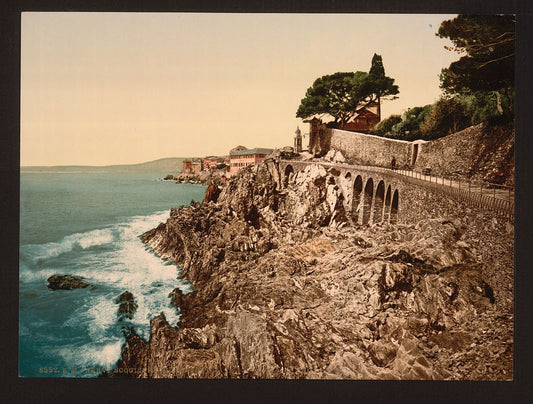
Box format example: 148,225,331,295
327,128,413,168
307,124,514,186
413,124,514,185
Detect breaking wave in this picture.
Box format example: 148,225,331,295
20,209,192,374
20,227,118,265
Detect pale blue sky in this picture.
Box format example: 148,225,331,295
21,13,458,165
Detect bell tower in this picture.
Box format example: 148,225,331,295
294,126,302,153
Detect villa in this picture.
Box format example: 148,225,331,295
227,147,274,177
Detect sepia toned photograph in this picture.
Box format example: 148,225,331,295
19,12,514,380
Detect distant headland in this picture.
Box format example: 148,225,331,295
20,157,191,174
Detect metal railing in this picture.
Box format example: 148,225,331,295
391,168,514,218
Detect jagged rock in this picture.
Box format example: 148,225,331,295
324,148,346,163
114,314,224,378
169,288,184,308
47,274,89,290
115,159,513,380
203,183,221,203
115,291,138,320
178,326,216,349
368,340,398,367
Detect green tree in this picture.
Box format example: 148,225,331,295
437,15,515,117
420,97,470,139
391,106,431,140
296,54,399,126
296,72,367,127
367,53,399,120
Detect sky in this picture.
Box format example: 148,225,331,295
21,13,459,166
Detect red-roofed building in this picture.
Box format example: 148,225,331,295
341,108,380,133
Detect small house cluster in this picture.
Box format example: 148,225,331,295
180,147,274,179
203,156,219,171
182,157,226,175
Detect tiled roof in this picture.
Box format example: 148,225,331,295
351,109,379,118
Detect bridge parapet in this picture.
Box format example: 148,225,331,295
278,159,513,224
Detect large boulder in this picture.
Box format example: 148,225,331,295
324,148,346,163
203,183,221,204
169,287,184,308
115,291,138,320
47,274,89,290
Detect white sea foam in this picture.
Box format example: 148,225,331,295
22,209,189,373
56,338,123,371
75,228,117,249
21,227,117,265
65,210,185,335
120,210,170,238
90,339,123,368
19,210,172,283
19,267,59,283
82,295,119,340
131,291,182,337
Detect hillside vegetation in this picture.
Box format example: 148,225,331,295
371,92,513,141
372,15,514,142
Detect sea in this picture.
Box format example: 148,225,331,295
19,172,206,378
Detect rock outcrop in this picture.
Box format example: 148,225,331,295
113,159,513,380
47,274,89,290
115,291,138,320
203,183,221,204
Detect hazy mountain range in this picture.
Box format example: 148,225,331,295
21,157,191,173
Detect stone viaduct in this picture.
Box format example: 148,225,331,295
278,160,513,226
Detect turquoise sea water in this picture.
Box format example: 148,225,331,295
19,172,205,377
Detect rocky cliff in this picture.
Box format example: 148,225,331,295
113,159,513,379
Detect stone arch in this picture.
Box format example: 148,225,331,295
352,175,363,223
374,180,385,223
362,178,374,225
283,164,294,188
345,172,352,180
384,185,392,223
390,189,399,224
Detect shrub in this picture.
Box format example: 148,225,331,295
371,114,402,136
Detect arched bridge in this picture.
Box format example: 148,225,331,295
279,160,401,225
278,160,514,225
